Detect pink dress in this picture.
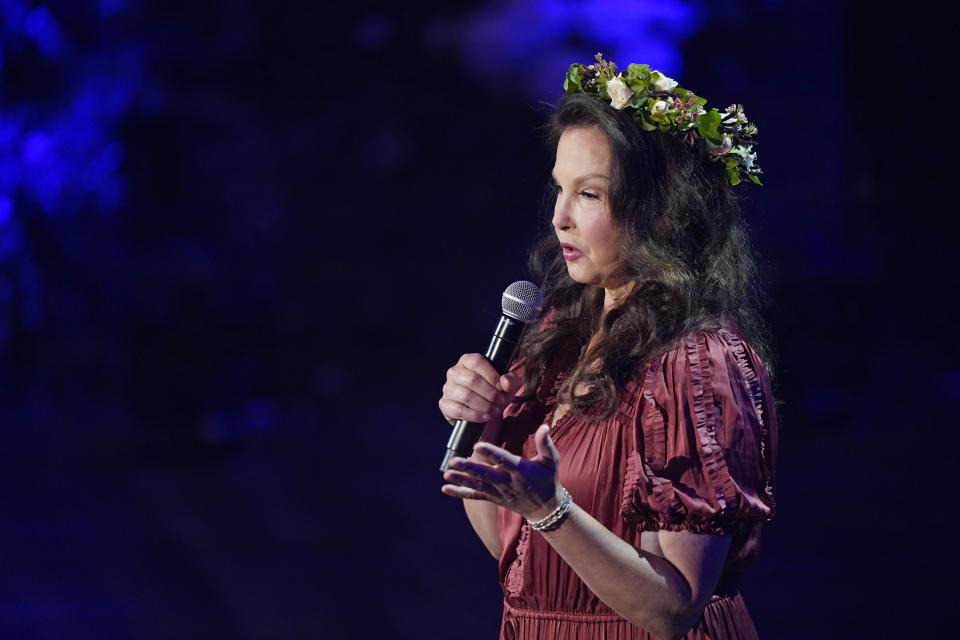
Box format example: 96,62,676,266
494,325,778,639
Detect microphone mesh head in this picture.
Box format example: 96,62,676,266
501,280,543,323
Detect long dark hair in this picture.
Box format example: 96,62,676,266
517,93,774,418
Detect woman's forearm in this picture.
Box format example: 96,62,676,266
461,445,504,559
463,499,502,559
538,505,713,639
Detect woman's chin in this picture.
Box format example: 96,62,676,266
565,265,602,287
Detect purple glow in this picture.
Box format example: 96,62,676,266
99,0,130,18
354,13,394,49
446,0,703,100
22,131,54,165
0,1,151,338
23,6,65,57
0,194,12,225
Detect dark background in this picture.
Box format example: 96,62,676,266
0,0,955,637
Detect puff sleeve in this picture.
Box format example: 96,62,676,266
620,328,778,536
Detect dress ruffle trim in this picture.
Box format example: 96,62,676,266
687,331,738,511
504,521,530,599
721,329,777,519
620,363,661,525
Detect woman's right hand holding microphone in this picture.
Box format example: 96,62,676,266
439,353,522,559
439,353,521,427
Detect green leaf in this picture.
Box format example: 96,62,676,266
625,78,647,94
697,108,722,143
625,64,652,95
625,63,650,82
564,64,585,94
627,92,646,108
726,164,741,186
748,174,763,185
635,112,657,131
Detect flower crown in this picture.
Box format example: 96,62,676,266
564,53,762,186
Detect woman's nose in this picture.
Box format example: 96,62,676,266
552,195,572,231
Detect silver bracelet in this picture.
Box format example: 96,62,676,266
526,488,573,532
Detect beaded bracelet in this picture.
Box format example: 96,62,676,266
526,488,573,532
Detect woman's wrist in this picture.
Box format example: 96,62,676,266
521,489,561,521
526,487,573,532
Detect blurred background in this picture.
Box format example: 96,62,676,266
0,0,954,637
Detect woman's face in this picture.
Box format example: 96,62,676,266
552,126,625,293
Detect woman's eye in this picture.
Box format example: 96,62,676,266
579,191,599,200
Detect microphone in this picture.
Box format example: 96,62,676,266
440,280,543,472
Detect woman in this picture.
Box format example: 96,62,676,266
438,55,777,640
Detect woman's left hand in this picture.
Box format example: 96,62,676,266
441,424,563,521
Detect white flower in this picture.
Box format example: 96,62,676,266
744,150,757,171
606,76,633,110
651,100,668,115
653,72,678,91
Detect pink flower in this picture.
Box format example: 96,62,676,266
710,134,733,155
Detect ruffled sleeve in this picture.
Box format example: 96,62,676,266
620,327,777,536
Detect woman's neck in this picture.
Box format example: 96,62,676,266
602,279,635,310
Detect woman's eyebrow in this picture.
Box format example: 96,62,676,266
551,172,611,182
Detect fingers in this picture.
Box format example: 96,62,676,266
441,483,491,501
442,469,503,496
438,397,492,424
444,372,508,408
457,353,501,389
439,354,516,425
445,369,503,407
500,371,521,394
472,442,521,471
534,424,559,467
443,457,504,499
447,457,510,484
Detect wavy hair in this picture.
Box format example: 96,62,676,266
517,93,774,418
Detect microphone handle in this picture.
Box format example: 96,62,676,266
440,315,525,471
